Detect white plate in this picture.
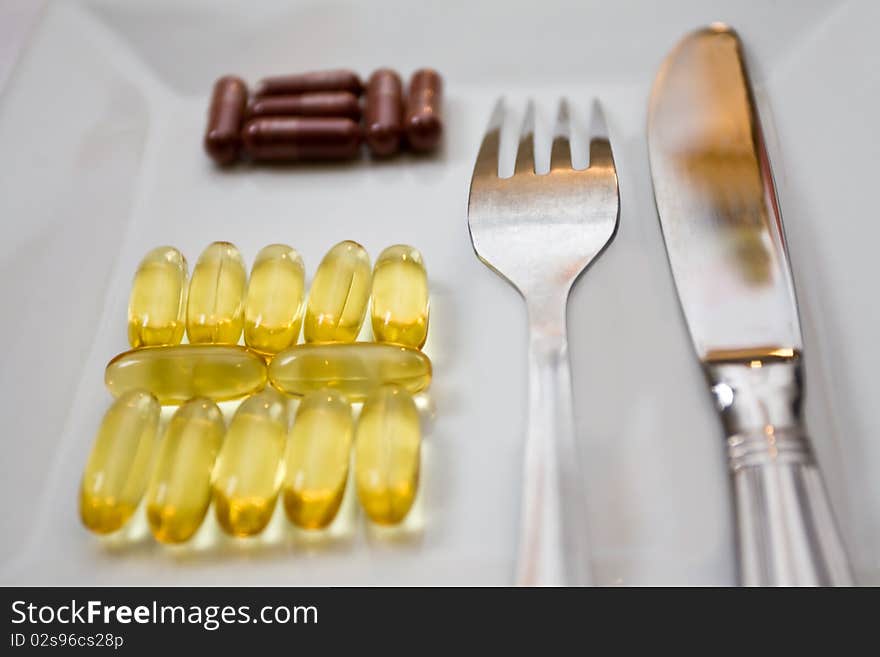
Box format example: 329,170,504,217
1,0,877,586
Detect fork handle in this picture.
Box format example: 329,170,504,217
707,360,853,586
517,300,592,586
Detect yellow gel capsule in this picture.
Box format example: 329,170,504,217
105,344,267,405
127,246,188,348
282,390,353,529
269,342,432,402
371,245,429,349
304,240,371,343
212,388,288,537
355,386,421,525
145,398,225,544
186,241,247,344
79,390,160,534
244,244,305,355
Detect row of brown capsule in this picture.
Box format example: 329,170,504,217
204,68,443,165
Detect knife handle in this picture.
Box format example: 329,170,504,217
706,359,854,586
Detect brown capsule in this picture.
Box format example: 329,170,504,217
204,76,248,165
256,69,363,97
242,117,362,161
247,92,362,120
405,69,443,152
364,69,404,157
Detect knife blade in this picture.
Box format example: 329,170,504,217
648,23,853,585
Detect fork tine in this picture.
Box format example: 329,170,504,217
588,99,615,169
549,98,572,171
513,100,536,175
472,97,505,179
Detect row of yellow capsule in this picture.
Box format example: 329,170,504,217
105,239,433,404
81,385,421,542
127,239,429,352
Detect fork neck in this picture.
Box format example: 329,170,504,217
525,287,570,354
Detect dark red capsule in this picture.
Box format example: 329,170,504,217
204,76,248,165
364,69,404,157
256,69,363,97
241,117,362,161
405,69,443,152
247,92,362,120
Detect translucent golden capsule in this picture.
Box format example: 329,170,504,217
145,398,225,544
244,244,305,355
79,390,160,534
127,246,188,348
105,344,267,405
186,241,247,344
282,390,353,529
355,386,421,525
371,245,429,348
212,388,288,537
269,342,432,401
303,240,371,343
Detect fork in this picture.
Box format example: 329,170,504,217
467,98,619,586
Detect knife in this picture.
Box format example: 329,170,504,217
647,23,853,585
